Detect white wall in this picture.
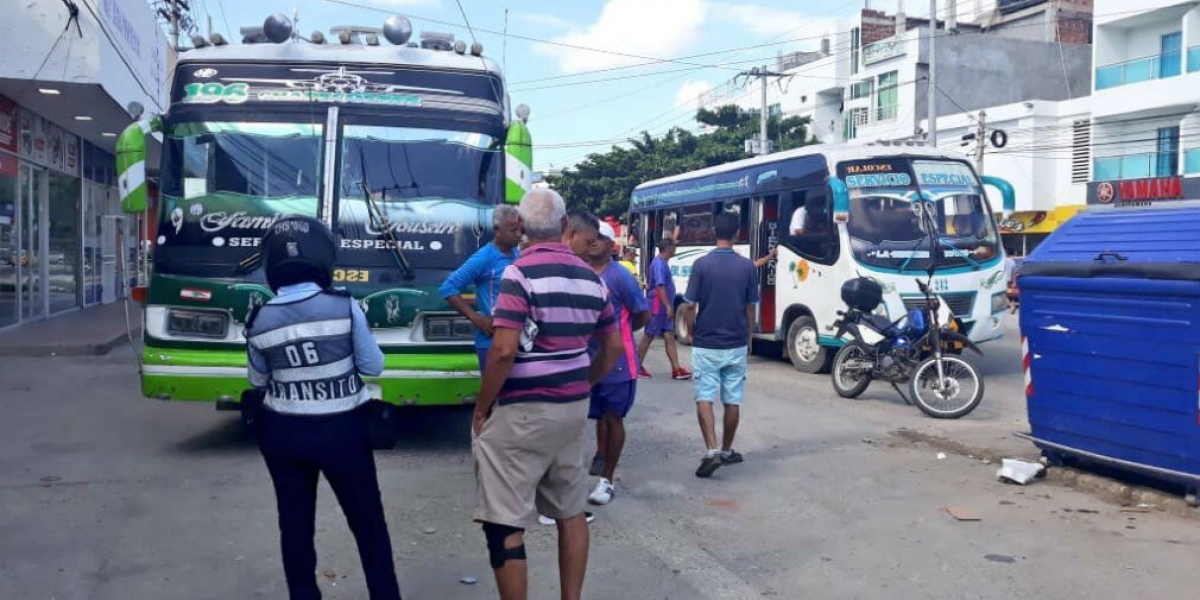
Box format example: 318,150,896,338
930,98,1091,211
0,0,168,113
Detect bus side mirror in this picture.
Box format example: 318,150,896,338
830,177,849,223
981,176,1015,218
117,121,150,214
505,119,533,204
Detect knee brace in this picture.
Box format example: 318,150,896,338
481,522,526,569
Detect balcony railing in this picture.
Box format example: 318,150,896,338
1094,152,1180,181
1190,46,1200,73
1095,51,1183,90
1186,149,1200,175
876,104,899,122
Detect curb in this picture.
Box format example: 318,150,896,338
888,427,1198,519
0,328,141,357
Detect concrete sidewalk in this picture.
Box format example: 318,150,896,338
0,302,142,356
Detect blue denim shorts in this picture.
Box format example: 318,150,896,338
692,346,748,405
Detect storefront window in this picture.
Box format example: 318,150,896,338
48,172,80,314
0,169,17,328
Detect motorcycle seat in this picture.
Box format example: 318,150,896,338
861,313,897,335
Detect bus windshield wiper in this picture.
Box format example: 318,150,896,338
359,148,415,280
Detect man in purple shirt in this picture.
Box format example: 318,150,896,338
636,238,691,380
471,189,622,600
582,219,650,505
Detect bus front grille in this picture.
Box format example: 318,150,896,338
901,293,976,318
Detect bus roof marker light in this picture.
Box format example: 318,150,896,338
311,31,325,44
209,32,227,46
382,16,412,45
470,42,483,56
264,14,293,44
454,40,467,54
339,30,352,45
191,34,208,48
366,32,380,46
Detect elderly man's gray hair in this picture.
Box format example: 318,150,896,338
492,204,520,228
518,189,567,241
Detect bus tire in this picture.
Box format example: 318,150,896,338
787,315,831,374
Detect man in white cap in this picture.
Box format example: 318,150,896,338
582,217,650,504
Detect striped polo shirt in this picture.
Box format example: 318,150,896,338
492,242,616,405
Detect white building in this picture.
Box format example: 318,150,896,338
0,0,170,330
1087,0,1200,204
698,4,1092,149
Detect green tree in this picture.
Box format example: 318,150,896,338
549,105,818,218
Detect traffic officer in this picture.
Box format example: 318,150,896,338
244,215,402,600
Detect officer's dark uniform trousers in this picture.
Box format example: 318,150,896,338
248,292,401,600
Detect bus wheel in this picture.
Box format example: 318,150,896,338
787,316,831,374
674,308,691,346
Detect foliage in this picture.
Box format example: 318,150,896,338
548,105,818,218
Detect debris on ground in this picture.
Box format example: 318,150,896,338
862,437,876,444
937,452,947,460
984,554,1017,564
945,506,981,521
460,576,479,585
996,459,1046,485
322,569,337,581
422,527,437,535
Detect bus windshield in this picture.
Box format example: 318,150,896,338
335,125,503,271
156,120,323,276
841,159,1000,272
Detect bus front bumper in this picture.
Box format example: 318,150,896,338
141,347,481,407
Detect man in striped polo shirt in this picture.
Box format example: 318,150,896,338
471,189,623,600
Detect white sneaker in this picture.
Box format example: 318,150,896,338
588,478,615,505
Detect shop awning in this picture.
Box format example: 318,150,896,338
998,205,1085,235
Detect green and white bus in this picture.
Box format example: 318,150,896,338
629,142,1015,373
117,15,533,412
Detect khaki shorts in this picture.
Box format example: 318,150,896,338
472,400,588,529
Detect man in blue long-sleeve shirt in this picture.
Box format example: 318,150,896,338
440,205,522,371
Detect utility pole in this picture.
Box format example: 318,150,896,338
927,0,937,147
974,110,987,174
169,0,179,50
759,64,769,156
737,65,791,155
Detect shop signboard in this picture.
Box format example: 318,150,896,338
0,152,16,179
1087,176,1200,207
0,95,17,154
18,109,48,165
65,134,79,175
47,123,66,172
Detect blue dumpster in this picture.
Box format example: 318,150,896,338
1018,206,1200,500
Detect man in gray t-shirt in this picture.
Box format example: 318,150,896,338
682,211,760,478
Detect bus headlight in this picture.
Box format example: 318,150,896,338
991,292,1008,314
167,309,230,338
423,315,475,341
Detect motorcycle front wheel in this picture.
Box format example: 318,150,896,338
909,355,984,419
831,342,873,399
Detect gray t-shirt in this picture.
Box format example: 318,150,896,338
684,248,760,350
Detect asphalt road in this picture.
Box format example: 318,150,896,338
1,320,1197,599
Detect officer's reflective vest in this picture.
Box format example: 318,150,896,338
246,291,367,415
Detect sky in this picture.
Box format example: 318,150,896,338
187,0,906,171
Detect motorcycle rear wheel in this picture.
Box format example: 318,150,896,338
831,342,873,399
909,355,984,419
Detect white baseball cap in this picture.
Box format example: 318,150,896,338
597,221,616,241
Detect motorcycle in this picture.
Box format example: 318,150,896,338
827,265,986,419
